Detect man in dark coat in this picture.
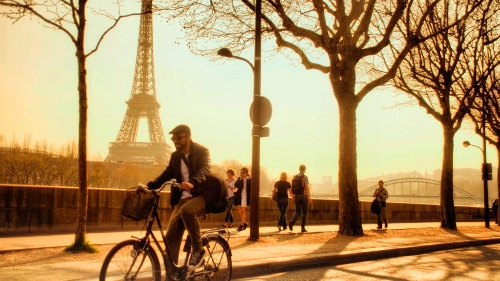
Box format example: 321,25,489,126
146,124,210,272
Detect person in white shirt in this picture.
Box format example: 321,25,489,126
222,168,237,228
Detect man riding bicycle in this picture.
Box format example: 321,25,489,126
145,124,211,272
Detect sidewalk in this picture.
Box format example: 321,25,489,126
0,221,493,252
1,221,500,280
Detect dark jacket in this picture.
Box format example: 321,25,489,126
147,141,211,207
234,177,251,206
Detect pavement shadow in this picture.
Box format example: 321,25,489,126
306,230,362,256
229,231,304,251
441,225,499,240
1,251,71,268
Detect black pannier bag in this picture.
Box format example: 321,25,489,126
200,174,228,214
370,198,380,215
121,188,155,221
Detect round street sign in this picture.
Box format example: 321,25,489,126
250,96,272,126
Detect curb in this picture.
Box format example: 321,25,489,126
231,238,500,279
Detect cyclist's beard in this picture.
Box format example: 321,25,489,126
175,142,186,151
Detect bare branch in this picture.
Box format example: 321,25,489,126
86,11,144,58
0,0,78,44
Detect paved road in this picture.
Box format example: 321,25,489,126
234,244,500,281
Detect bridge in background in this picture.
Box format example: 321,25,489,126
313,178,485,206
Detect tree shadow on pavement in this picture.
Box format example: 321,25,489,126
229,232,305,251
0,247,106,268
292,231,363,256
441,225,498,240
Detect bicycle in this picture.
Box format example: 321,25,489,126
99,180,233,281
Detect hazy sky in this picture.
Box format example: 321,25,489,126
0,2,494,184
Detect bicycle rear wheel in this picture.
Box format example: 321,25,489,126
100,239,161,281
195,235,232,281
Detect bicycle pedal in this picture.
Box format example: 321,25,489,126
187,258,206,273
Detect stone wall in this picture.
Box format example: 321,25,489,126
0,184,487,235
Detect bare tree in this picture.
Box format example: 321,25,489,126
467,7,500,225
0,0,145,251
157,0,481,235
31,140,58,185
469,73,500,225
391,0,499,229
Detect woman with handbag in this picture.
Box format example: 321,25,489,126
273,172,292,231
234,167,251,232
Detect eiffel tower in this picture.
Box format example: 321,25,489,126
105,0,171,165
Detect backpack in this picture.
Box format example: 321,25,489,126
199,173,228,214
291,174,305,195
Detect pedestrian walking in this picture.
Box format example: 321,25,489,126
492,199,499,224
273,172,292,231
373,180,389,229
234,167,251,231
222,168,237,228
289,164,312,232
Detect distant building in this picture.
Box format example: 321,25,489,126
321,176,332,184
311,176,336,195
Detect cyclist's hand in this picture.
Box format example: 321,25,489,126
181,181,194,191
136,183,149,194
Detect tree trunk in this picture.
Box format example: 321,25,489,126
440,123,457,230
75,1,88,245
336,94,363,236
496,144,500,226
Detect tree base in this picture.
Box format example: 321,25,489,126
440,220,457,231
338,216,364,236
64,238,98,253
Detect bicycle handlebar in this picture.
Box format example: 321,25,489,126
137,180,181,194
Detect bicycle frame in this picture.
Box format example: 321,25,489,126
133,187,191,280
122,181,232,281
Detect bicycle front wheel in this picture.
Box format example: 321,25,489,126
198,235,232,281
100,239,161,281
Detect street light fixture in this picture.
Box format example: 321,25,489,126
463,140,491,227
217,48,255,72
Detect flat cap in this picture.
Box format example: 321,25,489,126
169,124,191,135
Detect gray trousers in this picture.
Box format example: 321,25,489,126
377,202,387,227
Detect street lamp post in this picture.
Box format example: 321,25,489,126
217,47,263,240
250,0,263,241
216,0,263,241
463,140,490,228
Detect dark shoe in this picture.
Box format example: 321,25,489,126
243,222,248,230
289,220,294,231
188,249,205,271
222,222,228,228
277,226,282,231
301,228,307,232
376,226,382,229
237,225,243,232
229,222,233,228
385,222,388,228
